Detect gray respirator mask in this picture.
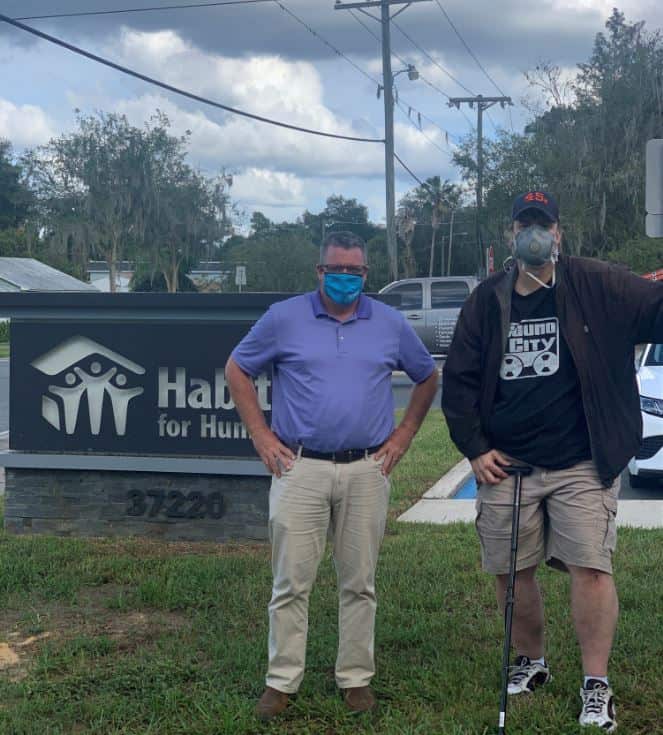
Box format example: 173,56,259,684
513,224,558,267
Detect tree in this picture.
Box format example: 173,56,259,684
251,211,272,235
130,261,198,292
365,231,390,291
453,8,663,270
397,178,464,276
223,229,318,292
145,166,224,292
302,195,378,245
51,112,157,290
24,111,234,290
0,228,28,257
0,140,31,230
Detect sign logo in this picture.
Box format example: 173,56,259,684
31,336,146,436
500,318,559,380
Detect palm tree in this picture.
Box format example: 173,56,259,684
398,177,462,277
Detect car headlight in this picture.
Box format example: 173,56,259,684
640,395,663,417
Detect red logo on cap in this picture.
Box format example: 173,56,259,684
524,192,549,205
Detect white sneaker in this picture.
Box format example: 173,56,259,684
507,655,552,695
579,679,617,732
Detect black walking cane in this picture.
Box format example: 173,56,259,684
498,464,533,735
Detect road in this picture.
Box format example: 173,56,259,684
0,358,659,498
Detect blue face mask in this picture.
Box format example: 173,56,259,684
323,273,364,305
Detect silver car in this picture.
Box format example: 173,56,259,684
379,276,479,355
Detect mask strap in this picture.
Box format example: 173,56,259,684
524,263,556,289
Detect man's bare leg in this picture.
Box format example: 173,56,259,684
568,565,618,677
496,564,544,659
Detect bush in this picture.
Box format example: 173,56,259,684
0,320,9,343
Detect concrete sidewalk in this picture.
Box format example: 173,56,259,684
398,459,663,529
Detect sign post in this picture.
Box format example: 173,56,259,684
235,265,247,293
487,245,495,275
646,139,663,238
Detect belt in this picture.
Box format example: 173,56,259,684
297,444,382,463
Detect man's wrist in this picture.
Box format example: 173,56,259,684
397,422,418,439
249,424,271,441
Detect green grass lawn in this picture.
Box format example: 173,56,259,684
1,410,662,734
0,343,9,359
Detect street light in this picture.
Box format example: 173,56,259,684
377,64,418,96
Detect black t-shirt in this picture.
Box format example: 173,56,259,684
486,284,592,469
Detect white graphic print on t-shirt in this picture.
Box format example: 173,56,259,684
500,317,560,380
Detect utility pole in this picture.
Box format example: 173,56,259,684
448,95,512,275
335,0,431,281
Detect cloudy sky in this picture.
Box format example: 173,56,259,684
1,0,661,226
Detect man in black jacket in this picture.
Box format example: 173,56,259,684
442,191,663,732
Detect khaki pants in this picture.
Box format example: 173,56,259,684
266,453,390,693
476,460,620,575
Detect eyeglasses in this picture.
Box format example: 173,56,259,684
318,264,368,276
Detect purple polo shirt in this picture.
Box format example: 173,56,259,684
231,290,435,452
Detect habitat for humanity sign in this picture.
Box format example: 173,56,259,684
10,322,270,457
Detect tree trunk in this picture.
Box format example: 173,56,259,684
162,269,174,293
163,256,179,293
403,237,417,278
107,244,117,293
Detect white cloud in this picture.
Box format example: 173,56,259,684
0,99,56,147
105,27,464,186
232,168,306,208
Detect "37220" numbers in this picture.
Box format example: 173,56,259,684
126,490,225,520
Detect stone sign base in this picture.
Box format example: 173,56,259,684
3,468,270,543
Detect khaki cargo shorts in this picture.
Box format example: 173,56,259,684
475,460,619,575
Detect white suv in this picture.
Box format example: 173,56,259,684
628,343,663,487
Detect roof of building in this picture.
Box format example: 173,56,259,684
0,258,97,292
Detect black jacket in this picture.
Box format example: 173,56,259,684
441,254,663,486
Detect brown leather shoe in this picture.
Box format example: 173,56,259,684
255,686,290,721
343,686,377,713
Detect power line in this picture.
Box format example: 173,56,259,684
391,19,476,96
394,152,429,189
401,102,460,144
349,8,381,43
277,3,461,152
433,0,517,133
275,2,379,86
395,153,453,207
434,0,507,98
14,0,274,22
347,7,468,143
346,5,453,102
394,100,452,158
0,13,383,144
277,5,456,150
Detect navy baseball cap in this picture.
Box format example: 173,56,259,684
512,191,559,222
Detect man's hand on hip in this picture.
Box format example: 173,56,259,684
252,428,296,477
471,450,511,485
374,425,414,477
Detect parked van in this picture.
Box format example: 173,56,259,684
379,276,479,355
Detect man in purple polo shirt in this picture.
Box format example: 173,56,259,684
226,231,437,720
